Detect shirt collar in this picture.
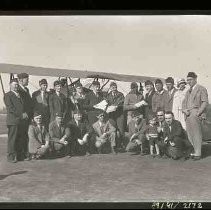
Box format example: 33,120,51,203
12,90,20,97
19,84,27,91
168,88,175,95
157,90,164,95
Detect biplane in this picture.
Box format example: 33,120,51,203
0,63,210,141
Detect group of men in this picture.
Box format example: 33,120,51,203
4,71,209,163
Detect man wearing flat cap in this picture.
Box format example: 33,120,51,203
83,80,105,125
17,73,33,161
152,79,169,114
106,82,125,149
92,111,117,154
144,80,155,121
28,112,50,159
124,82,147,125
32,79,50,129
4,79,24,162
49,112,71,156
49,80,68,123
182,72,209,160
165,77,177,112
172,78,188,129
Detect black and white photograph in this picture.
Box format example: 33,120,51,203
0,15,211,207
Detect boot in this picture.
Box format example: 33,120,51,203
111,146,117,155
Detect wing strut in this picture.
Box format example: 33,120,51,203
0,73,5,95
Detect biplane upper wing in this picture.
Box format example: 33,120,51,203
0,63,162,82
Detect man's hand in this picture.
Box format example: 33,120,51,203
157,127,162,133
169,141,175,147
22,112,28,120
164,137,168,143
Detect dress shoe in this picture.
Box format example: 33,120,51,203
192,156,201,161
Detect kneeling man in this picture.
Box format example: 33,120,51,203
67,109,93,157
28,112,50,159
92,111,117,154
161,111,193,160
49,112,70,156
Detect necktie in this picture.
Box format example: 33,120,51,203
189,87,193,93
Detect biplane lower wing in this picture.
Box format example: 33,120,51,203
0,63,161,83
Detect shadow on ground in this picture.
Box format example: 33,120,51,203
0,170,27,181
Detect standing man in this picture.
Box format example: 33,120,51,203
49,80,68,123
106,82,125,148
83,81,105,125
4,79,25,163
152,79,169,114
182,72,209,160
172,79,188,129
165,77,177,112
17,73,33,161
124,82,147,125
32,79,50,129
144,80,155,121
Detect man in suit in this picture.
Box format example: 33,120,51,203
28,112,50,159
17,73,33,161
144,80,155,121
182,72,209,160
49,80,68,123
92,111,117,154
32,79,50,129
152,79,169,114
49,112,70,156
165,77,177,112
124,82,146,125
161,111,193,160
83,81,105,125
67,109,93,157
125,111,147,155
4,79,26,163
106,82,125,149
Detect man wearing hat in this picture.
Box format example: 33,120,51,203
92,111,117,154
125,111,147,155
28,112,50,159
32,79,50,129
67,109,93,157
49,112,71,156
182,72,209,160
152,79,169,114
17,73,33,161
106,82,125,149
172,78,188,129
4,79,25,163
165,77,177,112
144,80,155,121
49,80,68,123
83,80,105,125
124,82,147,125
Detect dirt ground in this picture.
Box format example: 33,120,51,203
0,135,211,203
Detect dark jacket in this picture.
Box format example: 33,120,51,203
4,91,24,125
163,120,185,142
18,86,33,119
152,89,169,113
49,92,67,122
32,90,50,118
166,88,177,112
67,119,93,139
144,90,155,119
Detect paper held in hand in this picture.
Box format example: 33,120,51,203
93,100,108,110
106,105,117,113
134,100,148,108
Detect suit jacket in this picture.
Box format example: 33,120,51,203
182,84,209,115
128,119,147,137
144,90,155,118
49,92,67,122
18,86,33,119
49,120,70,142
92,120,116,137
68,119,92,139
32,90,50,114
4,91,24,125
28,124,49,153
106,91,125,117
152,89,169,113
166,88,177,112
163,120,185,142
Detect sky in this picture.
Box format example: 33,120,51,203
0,15,211,108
